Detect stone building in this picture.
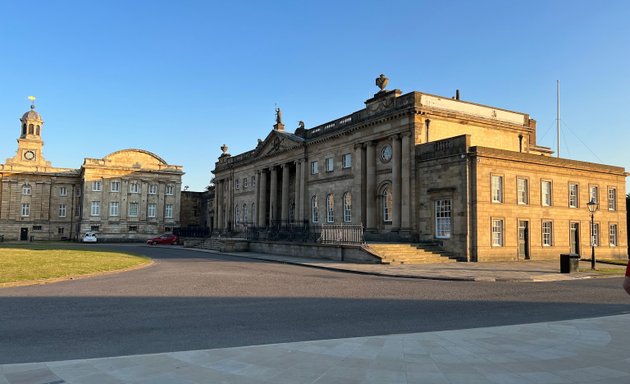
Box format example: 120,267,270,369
0,102,183,241
212,76,627,262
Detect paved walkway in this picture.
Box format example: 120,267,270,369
3,313,630,384
192,248,626,282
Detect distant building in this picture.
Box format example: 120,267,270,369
0,102,184,241
211,76,627,261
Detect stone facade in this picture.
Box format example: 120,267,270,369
0,104,183,241
212,76,627,261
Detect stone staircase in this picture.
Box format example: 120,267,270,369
365,242,464,264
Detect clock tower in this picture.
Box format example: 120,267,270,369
5,98,51,167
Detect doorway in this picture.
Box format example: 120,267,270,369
570,222,580,255
518,220,529,260
20,227,28,241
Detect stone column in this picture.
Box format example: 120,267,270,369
392,134,401,230
258,170,267,227
365,142,376,230
294,160,301,222
401,132,411,229
254,171,260,226
216,180,223,230
213,180,219,230
299,160,306,223
269,166,278,225
353,143,363,225
281,164,290,223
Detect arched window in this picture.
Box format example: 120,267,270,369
343,192,352,223
235,205,240,225
22,184,31,195
326,194,334,223
251,203,255,225
383,187,392,222
311,195,319,223
28,124,34,134
21,124,26,135
243,204,248,225
36,125,40,135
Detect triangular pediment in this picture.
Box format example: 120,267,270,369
253,130,303,158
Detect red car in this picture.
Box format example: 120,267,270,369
146,233,178,245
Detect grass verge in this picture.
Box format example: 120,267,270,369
0,246,151,286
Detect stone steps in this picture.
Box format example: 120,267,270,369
367,243,463,264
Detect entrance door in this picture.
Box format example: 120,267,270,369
570,222,580,255
20,227,28,241
518,220,529,260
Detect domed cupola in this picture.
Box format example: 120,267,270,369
19,96,44,138
5,96,51,167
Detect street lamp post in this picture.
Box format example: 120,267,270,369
587,198,598,270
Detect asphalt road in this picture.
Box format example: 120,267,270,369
1,245,629,364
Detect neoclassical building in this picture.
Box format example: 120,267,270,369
212,76,627,262
0,102,184,241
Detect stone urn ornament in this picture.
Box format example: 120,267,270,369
376,74,389,92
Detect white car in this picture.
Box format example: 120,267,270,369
82,232,98,243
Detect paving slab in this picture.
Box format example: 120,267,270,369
2,314,630,384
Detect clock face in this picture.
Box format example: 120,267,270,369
380,144,392,162
24,150,35,161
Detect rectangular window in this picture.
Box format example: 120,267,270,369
90,201,100,216
128,225,138,232
32,225,42,231
148,203,157,218
517,178,528,205
165,204,173,218
491,175,503,203
128,202,139,217
492,218,504,246
59,186,68,196
59,204,67,218
311,161,319,175
58,227,64,235
234,179,240,190
92,181,102,191
541,180,552,206
569,183,578,208
110,181,121,192
243,177,248,189
342,153,352,169
591,223,600,247
166,185,174,195
610,224,618,246
21,203,30,217
325,157,334,172
435,199,452,239
109,202,119,217
90,225,100,232
148,184,158,195
542,221,553,246
608,187,617,211
589,185,599,205
251,176,256,187
22,184,31,195
129,182,140,194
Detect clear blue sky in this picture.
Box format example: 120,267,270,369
1,1,629,192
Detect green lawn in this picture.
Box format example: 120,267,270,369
0,246,151,285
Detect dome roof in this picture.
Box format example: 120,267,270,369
21,106,42,122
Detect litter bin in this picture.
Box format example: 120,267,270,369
560,253,579,273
